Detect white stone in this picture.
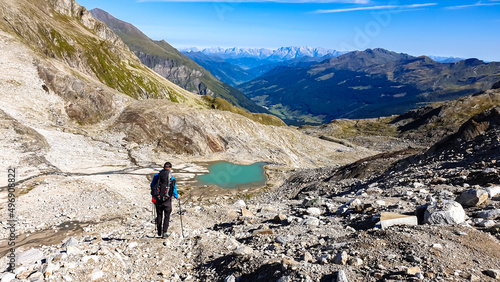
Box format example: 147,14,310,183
127,242,138,249
337,269,349,282
233,200,246,208
44,263,60,276
380,213,418,230
486,186,500,198
348,199,362,208
1,273,16,282
431,243,443,250
16,249,44,266
424,201,466,225
90,270,104,281
66,246,82,255
375,200,386,206
306,207,322,216
63,275,73,282
413,182,425,188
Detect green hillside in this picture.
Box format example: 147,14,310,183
90,8,268,114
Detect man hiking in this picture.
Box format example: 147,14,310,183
150,162,179,238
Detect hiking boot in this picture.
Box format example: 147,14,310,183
162,232,169,239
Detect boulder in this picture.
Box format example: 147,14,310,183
241,207,254,218
234,246,253,256
477,209,500,219
62,237,79,249
306,207,322,216
424,201,466,225
303,251,313,263
406,266,421,275
333,251,349,265
486,186,500,198
1,273,16,282
483,269,500,279
302,197,323,208
301,217,320,226
272,214,287,224
455,189,488,207
16,249,44,266
380,212,418,229
233,200,246,208
337,270,349,282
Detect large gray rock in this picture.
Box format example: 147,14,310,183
16,249,44,266
234,246,253,256
424,201,466,225
478,209,500,219
455,189,488,207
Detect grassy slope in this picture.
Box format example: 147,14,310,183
239,49,500,125
90,8,268,114
0,0,284,126
317,88,500,142
0,0,206,107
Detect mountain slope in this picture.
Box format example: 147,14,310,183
181,51,251,86
0,0,209,125
239,48,500,125
184,51,336,86
302,86,500,152
90,8,267,114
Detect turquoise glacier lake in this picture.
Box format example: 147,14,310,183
196,162,267,188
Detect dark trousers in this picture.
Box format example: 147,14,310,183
155,199,172,236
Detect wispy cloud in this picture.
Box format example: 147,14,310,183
137,0,370,3
314,3,437,13
446,1,500,10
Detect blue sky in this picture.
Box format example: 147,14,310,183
76,0,500,61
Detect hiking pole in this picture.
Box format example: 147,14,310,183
152,202,157,235
178,198,185,238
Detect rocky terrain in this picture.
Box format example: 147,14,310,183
1,103,499,282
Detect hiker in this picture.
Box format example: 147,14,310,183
150,162,179,238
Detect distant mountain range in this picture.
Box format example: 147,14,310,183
90,9,267,114
237,48,500,125
428,55,465,63
180,47,346,61
181,47,345,86
181,47,467,87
